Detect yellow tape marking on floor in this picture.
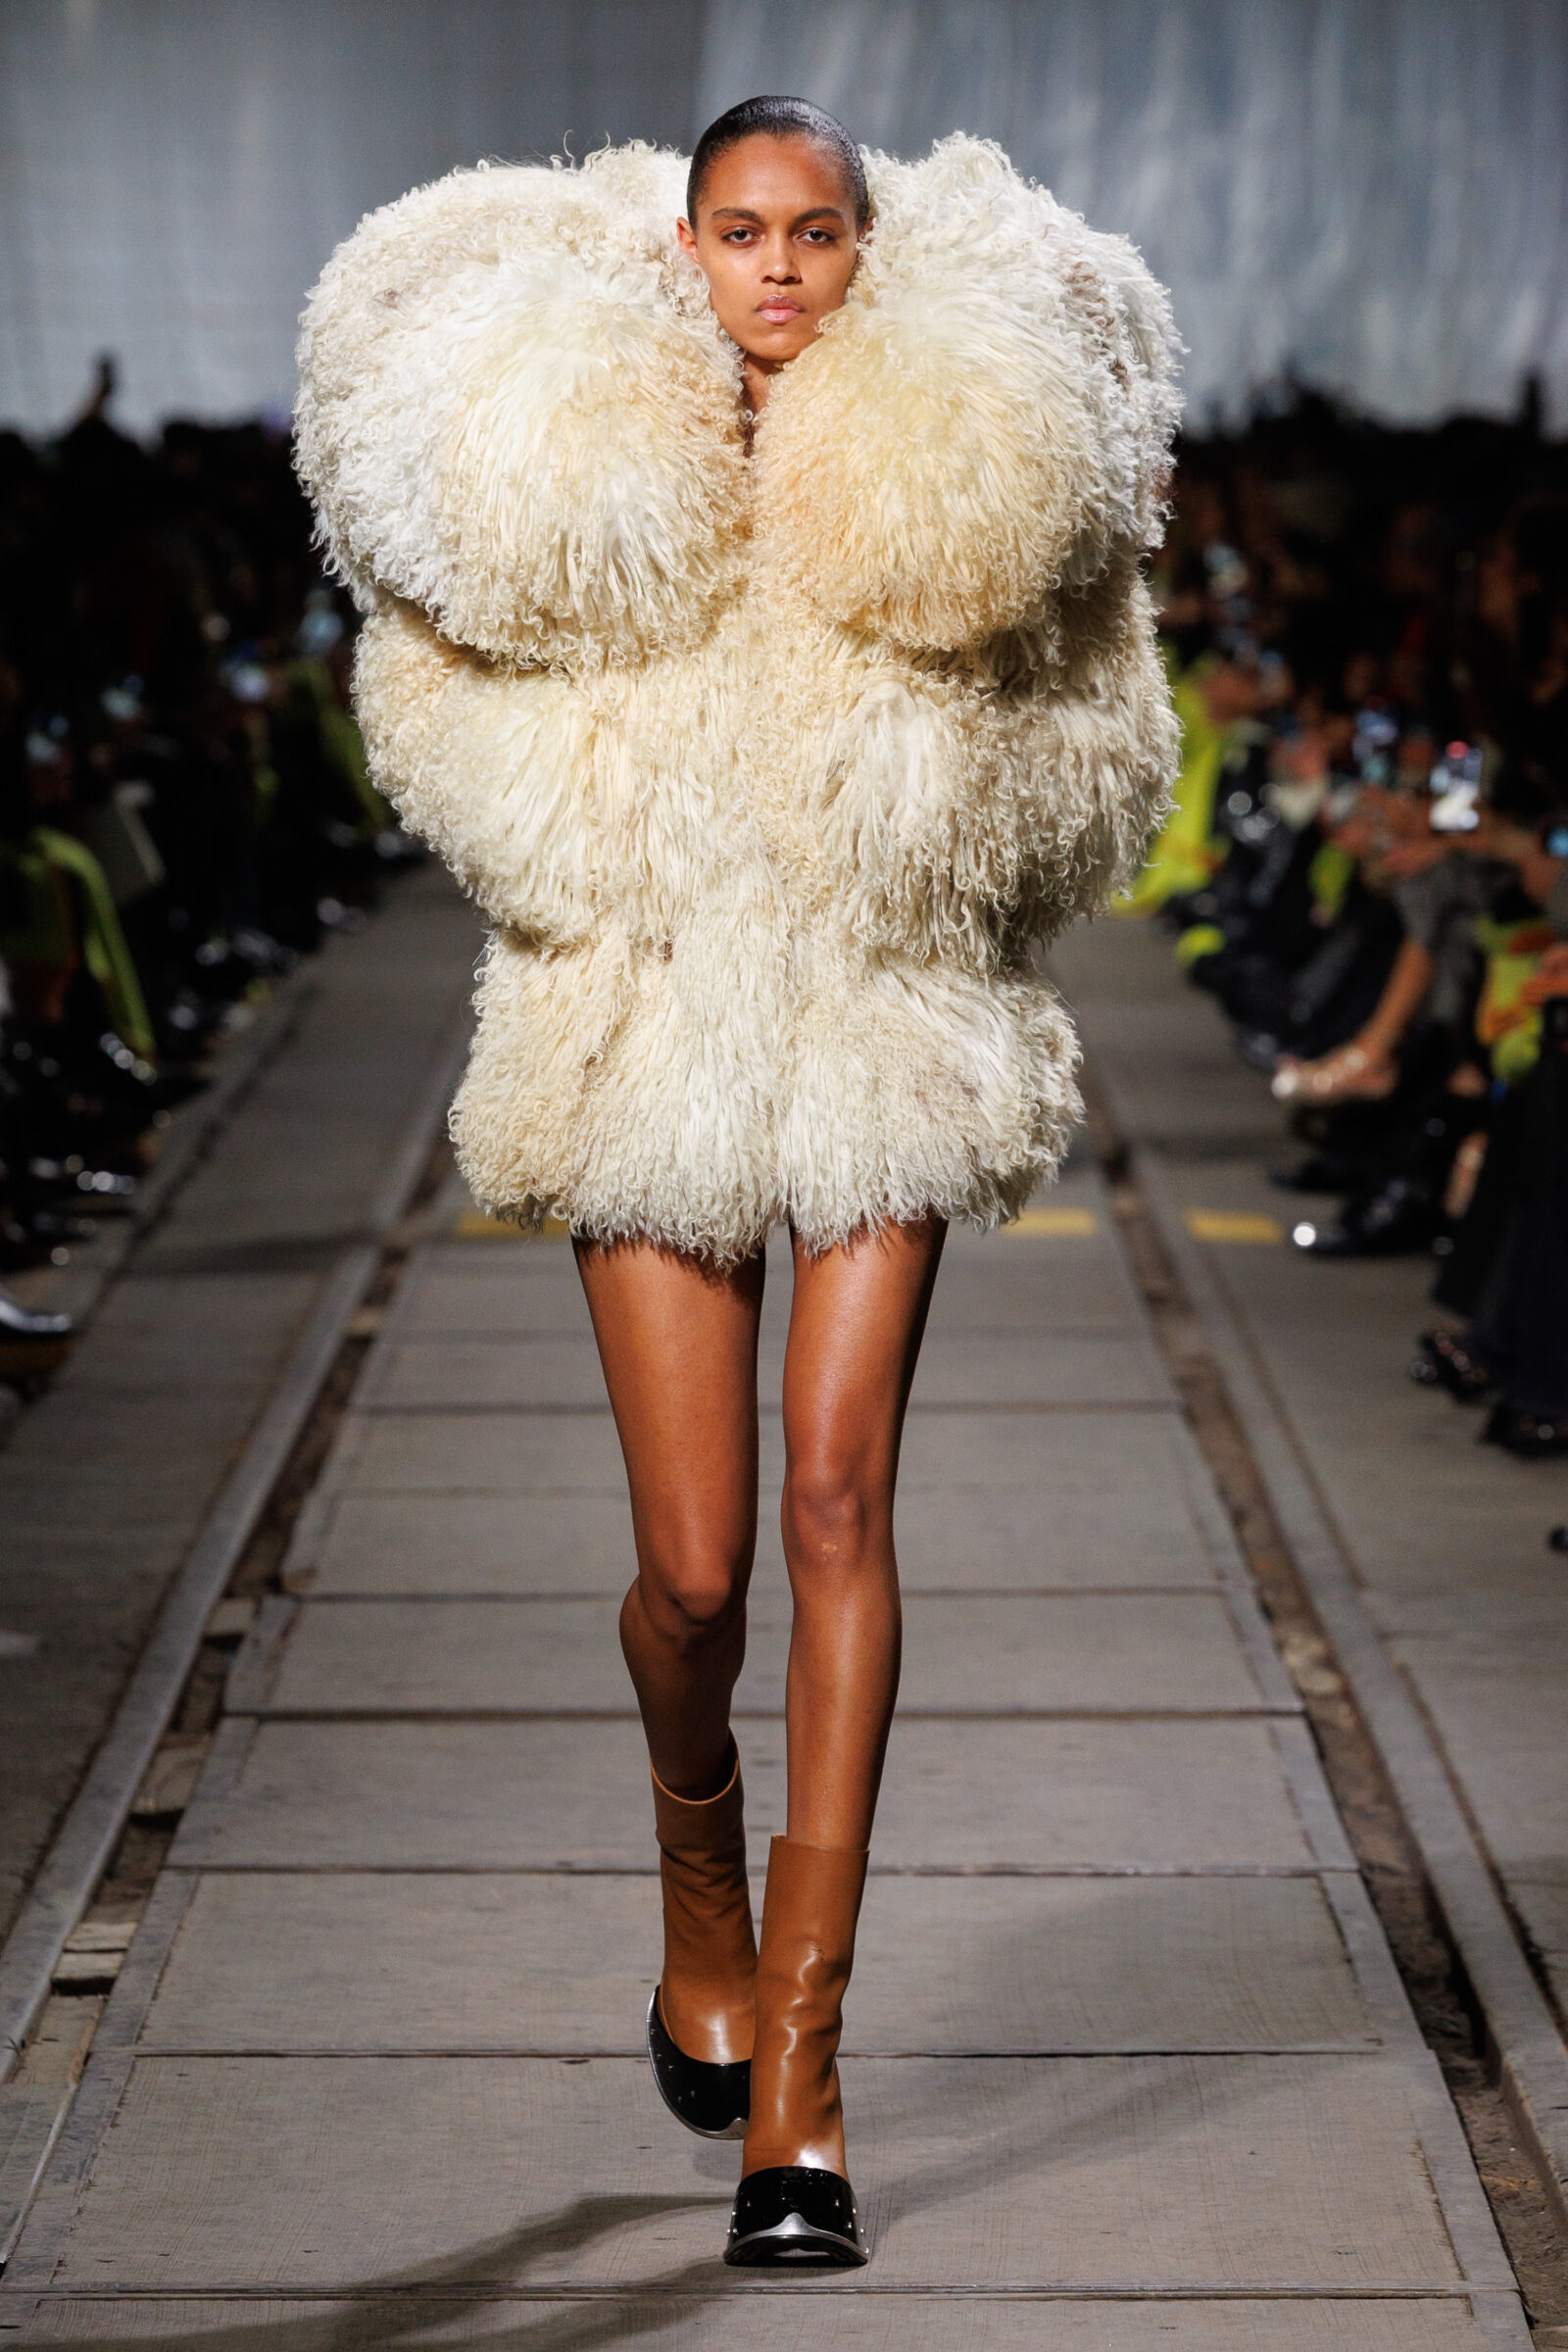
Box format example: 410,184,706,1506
1005,1206,1099,1237
453,1210,570,1241
1185,1209,1283,1245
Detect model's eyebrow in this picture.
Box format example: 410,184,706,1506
710,205,849,227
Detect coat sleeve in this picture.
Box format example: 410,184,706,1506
352,601,599,943
817,573,1178,958
757,135,1180,656
294,156,746,666
1006,575,1180,935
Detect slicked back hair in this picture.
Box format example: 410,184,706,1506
686,96,869,232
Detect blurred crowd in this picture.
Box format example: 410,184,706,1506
0,360,415,1386
1144,386,1568,1460
6,365,1565,1463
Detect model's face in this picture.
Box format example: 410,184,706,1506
677,134,859,377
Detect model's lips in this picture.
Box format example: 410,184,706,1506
756,300,804,322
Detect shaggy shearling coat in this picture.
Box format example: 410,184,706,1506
296,136,1181,1260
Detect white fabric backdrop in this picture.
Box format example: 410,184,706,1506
698,0,1568,429
2,0,1565,432
0,0,701,431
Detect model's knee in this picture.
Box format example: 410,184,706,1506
633,1544,748,1645
782,1458,888,1575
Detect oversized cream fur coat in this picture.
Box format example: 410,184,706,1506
296,136,1181,1261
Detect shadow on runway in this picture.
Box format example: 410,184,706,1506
13,2055,1318,2345
17,2188,729,2347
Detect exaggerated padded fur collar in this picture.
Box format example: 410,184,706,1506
296,137,1179,666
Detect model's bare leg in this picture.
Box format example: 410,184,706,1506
735,1213,946,2228
575,1238,764,1795
780,1215,946,1846
576,1237,764,2081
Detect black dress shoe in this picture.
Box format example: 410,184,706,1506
0,1289,73,1341
1292,1175,1435,1258
724,2166,867,2267
0,1286,73,1382
1269,1152,1368,1196
1408,1330,1492,1402
645,1990,749,2141
1483,1401,1568,1459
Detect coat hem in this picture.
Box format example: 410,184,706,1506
461,1163,1055,1268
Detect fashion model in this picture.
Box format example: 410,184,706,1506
297,94,1179,2268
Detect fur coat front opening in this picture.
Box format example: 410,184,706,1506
295,135,1182,1262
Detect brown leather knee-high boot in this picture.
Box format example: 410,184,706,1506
725,1835,869,2267
645,1740,757,2139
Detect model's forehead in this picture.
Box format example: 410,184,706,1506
700,132,852,217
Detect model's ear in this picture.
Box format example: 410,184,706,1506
756,137,1180,653
296,158,745,665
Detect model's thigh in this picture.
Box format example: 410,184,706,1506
576,1239,765,1613
781,1217,946,1536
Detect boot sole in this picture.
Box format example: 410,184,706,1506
724,2213,867,2267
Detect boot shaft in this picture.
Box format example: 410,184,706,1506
650,1744,758,2064
744,1835,868,2177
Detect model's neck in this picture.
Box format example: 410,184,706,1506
742,354,782,416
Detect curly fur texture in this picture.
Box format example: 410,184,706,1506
757,139,1179,651
296,149,746,665
296,135,1181,1260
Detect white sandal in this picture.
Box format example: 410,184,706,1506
1271,1044,1397,1104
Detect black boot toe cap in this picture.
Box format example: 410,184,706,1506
645,1989,750,2140
724,2165,867,2267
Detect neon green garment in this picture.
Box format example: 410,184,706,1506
1474,916,1556,1088
1307,841,1355,925
284,658,392,834
1119,652,1227,912
0,826,157,1062
1174,921,1226,968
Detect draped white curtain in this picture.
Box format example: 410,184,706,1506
698,0,1568,429
2,0,1565,433
0,0,701,432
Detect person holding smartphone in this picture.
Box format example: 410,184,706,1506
1453,805,1568,924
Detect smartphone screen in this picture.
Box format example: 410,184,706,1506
1429,741,1482,833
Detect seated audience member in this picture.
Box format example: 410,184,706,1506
0,364,418,1382
1143,409,1568,1455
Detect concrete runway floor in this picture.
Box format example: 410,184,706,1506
0,900,1553,2345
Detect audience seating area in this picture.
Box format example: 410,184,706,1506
1143,390,1568,1456
4,377,1567,1460
0,368,418,1375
